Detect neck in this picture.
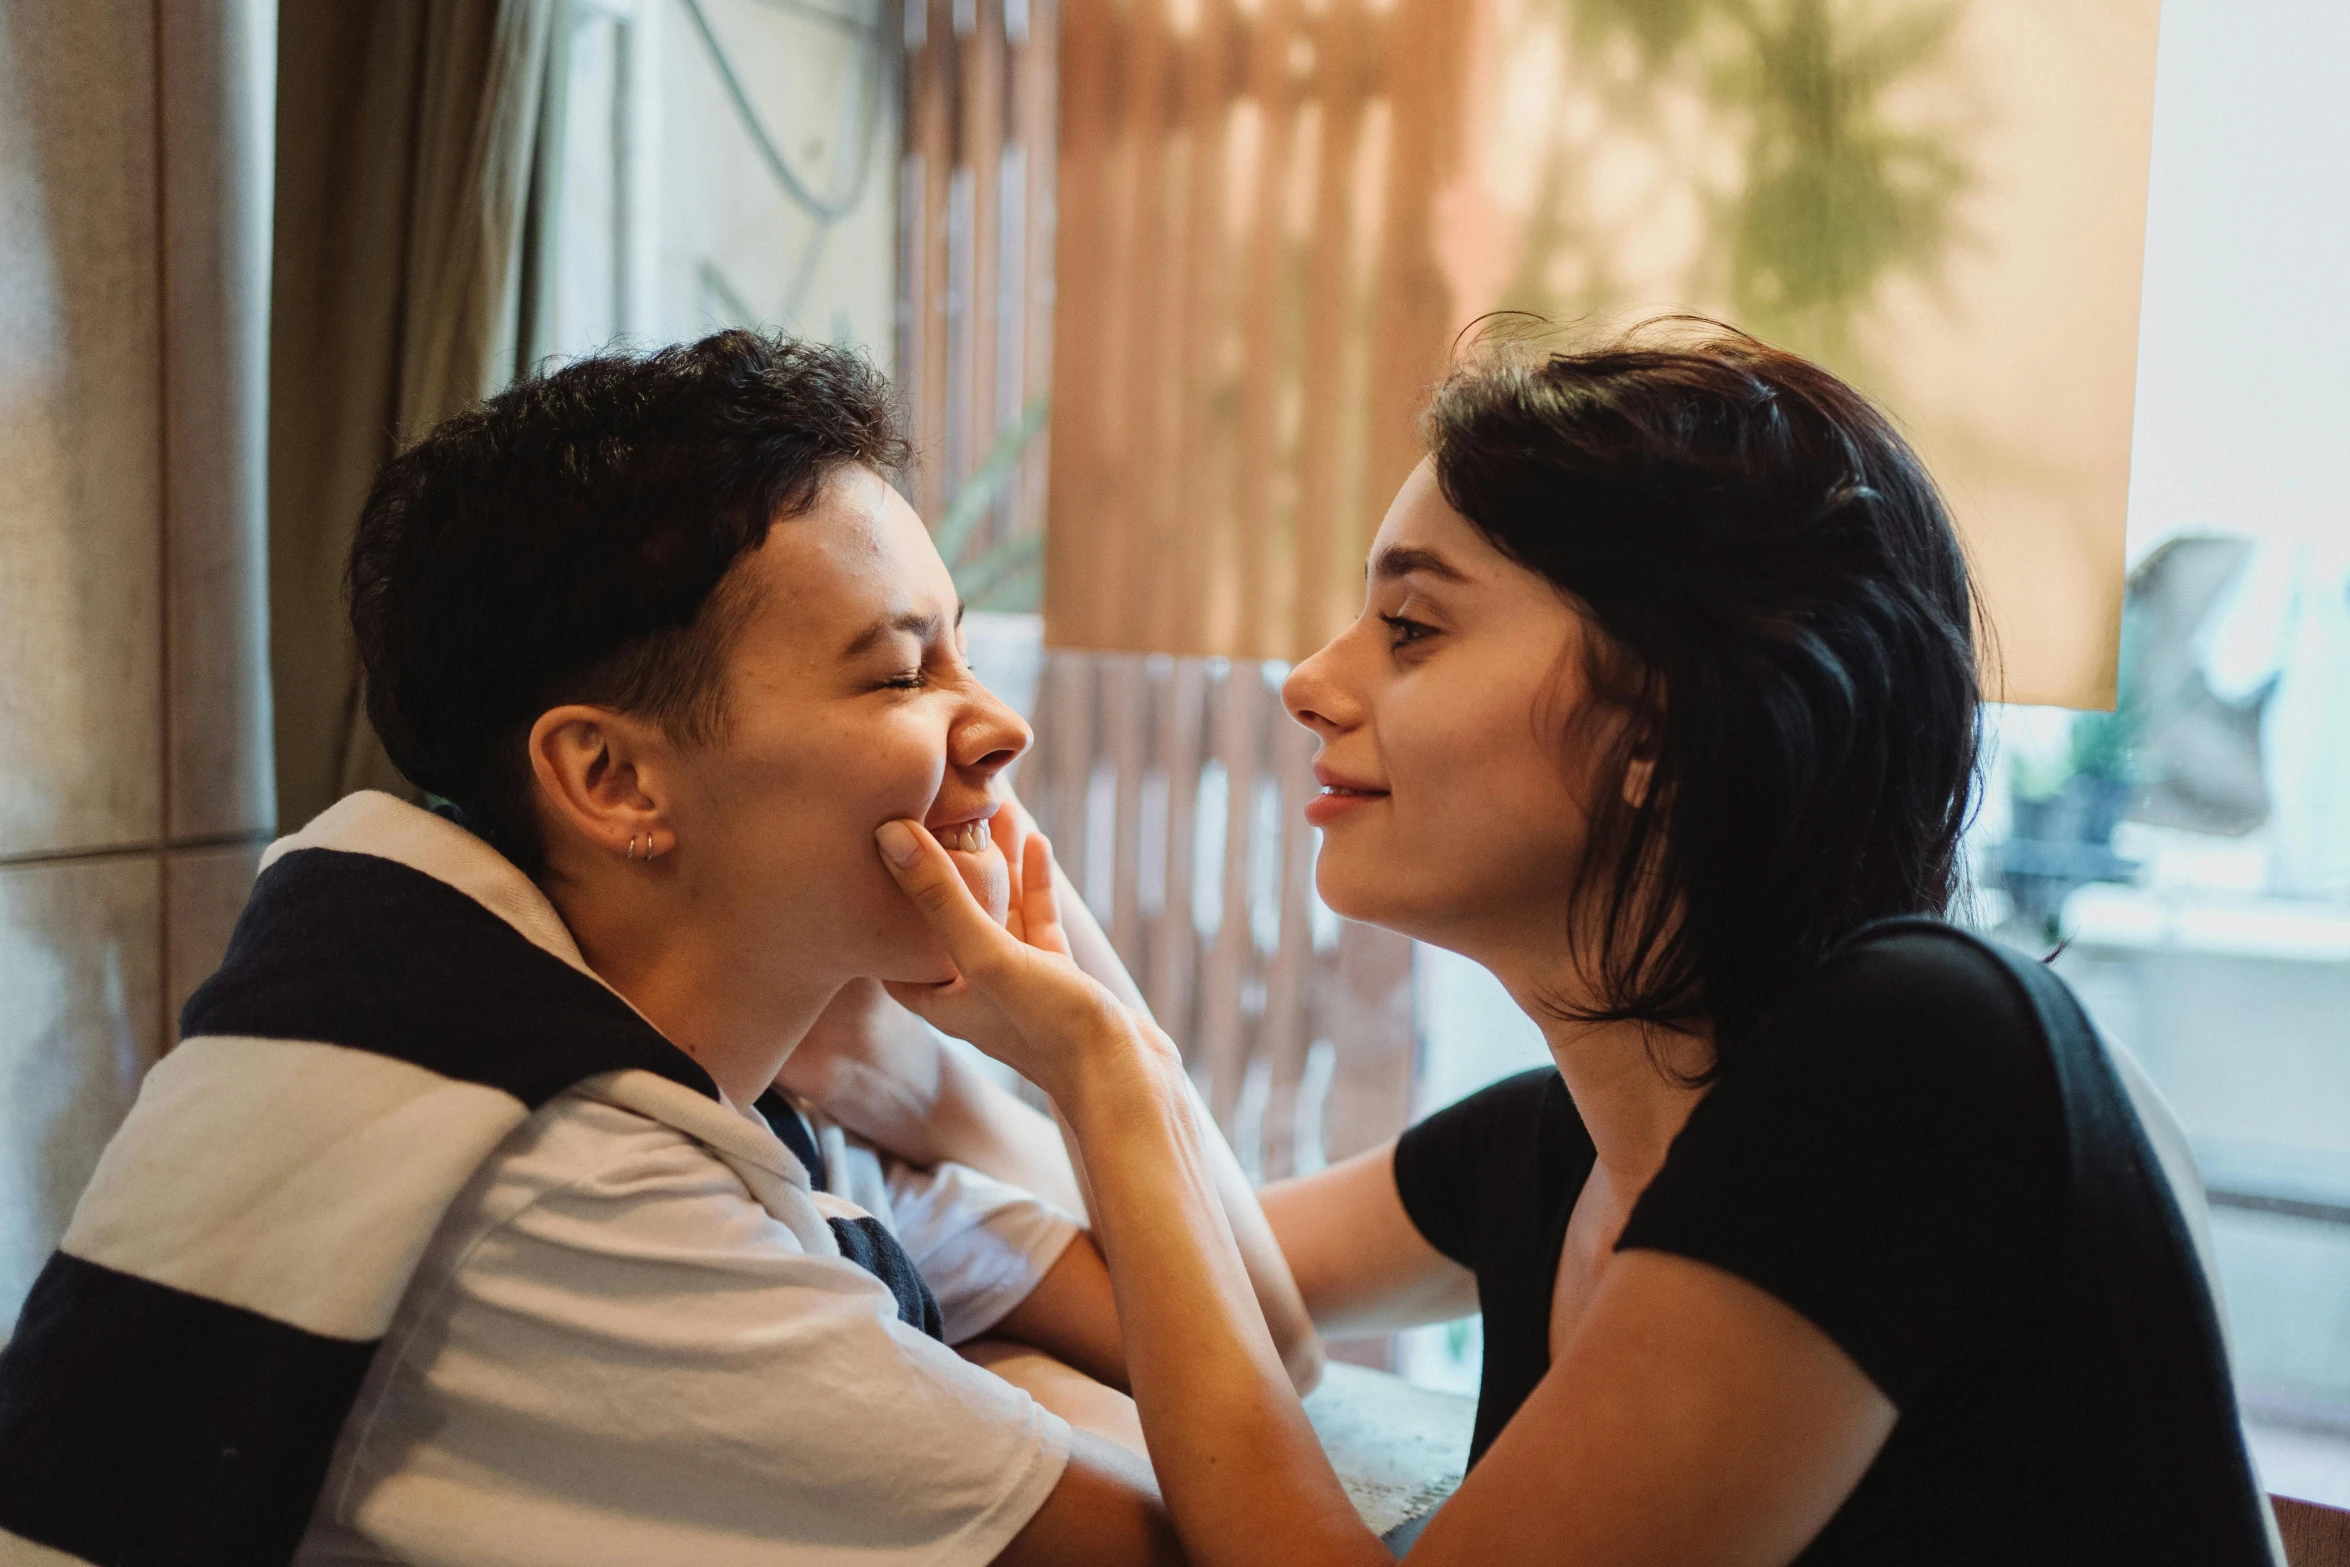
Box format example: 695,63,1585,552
545,870,841,1108
1471,923,1714,1190
1538,1014,1711,1186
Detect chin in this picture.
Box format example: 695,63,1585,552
893,954,960,986
1313,846,1484,950
870,913,961,986
1312,852,1410,931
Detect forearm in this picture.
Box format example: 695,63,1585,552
926,1043,1091,1218
870,817,1368,1566
1260,1148,1480,1337
786,985,1091,1217
960,1337,1150,1461
1052,866,1324,1391
1064,1043,1385,1567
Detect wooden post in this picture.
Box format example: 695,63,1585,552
1147,655,1207,1040
1196,661,1261,1128
1258,707,1320,1177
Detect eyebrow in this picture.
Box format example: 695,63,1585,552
1367,545,1471,585
841,603,965,659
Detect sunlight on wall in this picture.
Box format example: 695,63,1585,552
1045,0,2161,710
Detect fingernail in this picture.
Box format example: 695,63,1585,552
875,820,920,866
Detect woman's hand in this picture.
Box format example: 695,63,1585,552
774,796,1026,1152
880,818,1370,1567
990,795,1040,945
774,971,1094,1217
875,819,1172,1102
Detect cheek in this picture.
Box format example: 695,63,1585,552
1316,671,1589,931
707,708,943,841
683,707,960,975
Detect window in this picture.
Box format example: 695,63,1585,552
540,0,900,371
1970,0,2350,1504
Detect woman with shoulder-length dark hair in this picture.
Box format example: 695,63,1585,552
874,320,2284,1566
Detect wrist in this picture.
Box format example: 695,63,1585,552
1054,1020,1190,1138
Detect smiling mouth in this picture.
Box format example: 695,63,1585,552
934,819,993,854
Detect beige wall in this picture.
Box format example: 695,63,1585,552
1042,0,2158,710
1429,0,2162,708
0,0,274,1329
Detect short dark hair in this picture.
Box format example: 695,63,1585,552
349,330,908,873
1424,318,1981,1068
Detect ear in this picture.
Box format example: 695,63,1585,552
1622,753,1657,811
1617,681,1667,812
527,703,677,864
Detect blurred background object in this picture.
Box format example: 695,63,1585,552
2,0,2343,1510
0,0,278,1357
1038,0,2162,716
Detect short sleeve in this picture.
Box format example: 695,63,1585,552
1393,1068,1557,1271
878,1157,1083,1345
314,1097,1070,1567
807,1113,1083,1346
1616,924,2067,1409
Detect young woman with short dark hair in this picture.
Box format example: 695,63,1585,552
876,322,2282,1566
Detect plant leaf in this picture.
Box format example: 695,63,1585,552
933,394,1051,568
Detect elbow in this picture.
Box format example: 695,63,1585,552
1279,1320,1327,1397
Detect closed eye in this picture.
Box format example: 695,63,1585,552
1380,612,1437,650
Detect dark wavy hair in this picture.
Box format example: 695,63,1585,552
1424,319,1982,1069
348,330,908,874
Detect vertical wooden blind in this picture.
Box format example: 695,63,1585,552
900,0,1057,558
1017,649,1418,1181
1036,0,2161,706
901,1,1420,1184
1044,0,1469,663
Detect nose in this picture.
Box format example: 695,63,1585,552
951,680,1033,782
1282,636,1358,738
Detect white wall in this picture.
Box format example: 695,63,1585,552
2125,0,2350,566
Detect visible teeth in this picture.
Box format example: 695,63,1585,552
938,819,992,853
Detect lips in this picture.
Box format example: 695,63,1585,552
1304,763,1388,827
1310,761,1387,798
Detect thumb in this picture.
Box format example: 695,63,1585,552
875,819,1024,984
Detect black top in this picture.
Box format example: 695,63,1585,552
1393,918,2275,1566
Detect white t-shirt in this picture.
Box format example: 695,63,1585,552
293,1088,1080,1567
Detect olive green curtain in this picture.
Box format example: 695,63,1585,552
267,0,564,829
